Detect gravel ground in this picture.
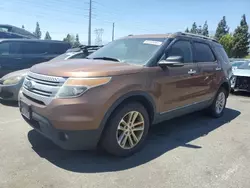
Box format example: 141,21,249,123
0,93,250,188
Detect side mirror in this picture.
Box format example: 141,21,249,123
158,56,184,68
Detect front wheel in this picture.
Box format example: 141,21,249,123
101,102,150,157
208,88,227,118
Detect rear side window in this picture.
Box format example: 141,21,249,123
193,42,216,62
0,42,10,55
214,46,229,63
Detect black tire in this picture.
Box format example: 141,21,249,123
101,102,150,157
208,87,228,118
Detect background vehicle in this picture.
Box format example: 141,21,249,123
0,24,37,39
0,45,102,101
19,32,231,157
230,60,250,92
0,39,71,78
231,60,248,70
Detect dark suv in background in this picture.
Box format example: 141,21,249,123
0,24,37,39
0,39,71,78
19,32,232,157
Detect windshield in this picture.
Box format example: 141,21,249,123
232,61,246,67
238,61,250,70
88,38,165,65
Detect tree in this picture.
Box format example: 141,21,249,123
33,22,42,39
73,34,81,47
44,31,52,40
22,25,25,29
219,34,234,57
202,21,209,37
232,14,250,58
197,25,202,35
185,28,189,33
190,22,197,34
63,34,75,46
215,16,229,41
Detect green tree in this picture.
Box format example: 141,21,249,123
219,34,234,57
22,25,25,29
202,21,209,37
232,14,250,58
190,22,197,34
215,16,229,41
44,31,52,40
63,34,75,46
73,34,81,47
185,27,189,33
33,22,42,39
197,25,202,35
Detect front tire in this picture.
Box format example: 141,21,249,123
208,87,227,118
101,102,150,157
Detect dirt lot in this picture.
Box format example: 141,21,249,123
0,93,250,188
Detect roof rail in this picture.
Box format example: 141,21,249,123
176,32,218,43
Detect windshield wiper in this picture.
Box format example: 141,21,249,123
92,57,121,62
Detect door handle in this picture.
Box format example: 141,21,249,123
215,67,222,71
188,69,196,74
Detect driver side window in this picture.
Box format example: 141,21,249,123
166,40,193,63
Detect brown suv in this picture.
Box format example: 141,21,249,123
19,32,232,156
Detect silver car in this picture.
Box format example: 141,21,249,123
0,46,103,101
230,60,250,92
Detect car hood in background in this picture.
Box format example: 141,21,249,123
233,68,250,77
1,68,29,80
30,59,144,77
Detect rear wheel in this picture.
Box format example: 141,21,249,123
208,87,227,118
101,102,150,157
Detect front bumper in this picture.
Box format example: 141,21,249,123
231,76,250,92
0,81,23,101
19,91,104,150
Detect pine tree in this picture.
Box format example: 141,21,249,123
202,21,209,37
232,14,250,58
22,25,25,29
44,31,52,40
185,28,189,33
73,34,81,47
190,22,197,34
197,25,202,35
63,34,75,47
215,16,229,40
33,22,42,39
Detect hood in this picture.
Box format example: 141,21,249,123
233,68,250,77
30,59,144,77
1,68,29,79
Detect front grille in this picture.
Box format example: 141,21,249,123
235,76,250,91
22,72,67,105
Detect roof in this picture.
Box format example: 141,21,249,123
0,38,70,44
124,33,175,39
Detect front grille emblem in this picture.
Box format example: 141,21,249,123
25,80,35,90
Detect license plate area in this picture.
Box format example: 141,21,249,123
20,101,31,120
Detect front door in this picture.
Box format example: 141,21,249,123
156,39,202,113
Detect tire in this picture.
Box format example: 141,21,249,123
101,102,150,157
208,87,228,118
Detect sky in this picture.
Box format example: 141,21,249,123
0,0,249,44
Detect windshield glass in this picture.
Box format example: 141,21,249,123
88,38,165,65
232,61,246,67
238,61,250,69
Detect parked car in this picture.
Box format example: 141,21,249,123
230,60,250,92
231,60,247,70
0,39,71,78
0,24,37,39
19,32,231,157
0,45,103,101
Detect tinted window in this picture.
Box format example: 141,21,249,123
48,43,70,54
215,46,229,63
166,40,193,63
0,42,10,55
193,42,216,62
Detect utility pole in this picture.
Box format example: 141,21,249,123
112,22,115,41
88,0,92,45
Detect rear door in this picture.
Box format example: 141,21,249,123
193,41,220,100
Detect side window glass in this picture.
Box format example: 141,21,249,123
0,42,10,55
166,40,193,63
194,42,216,62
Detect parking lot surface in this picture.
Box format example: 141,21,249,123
0,94,250,188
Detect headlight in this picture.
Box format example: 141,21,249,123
230,75,236,88
56,77,111,98
2,76,22,85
